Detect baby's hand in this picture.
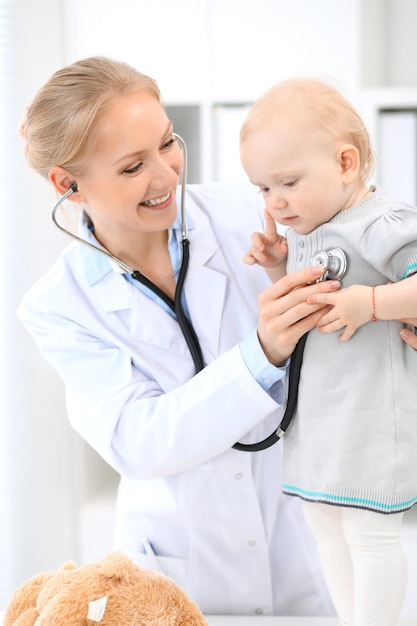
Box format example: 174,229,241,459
306,284,374,341
243,209,288,267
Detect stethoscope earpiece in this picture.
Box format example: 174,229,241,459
309,247,348,282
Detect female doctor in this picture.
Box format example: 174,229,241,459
17,56,338,617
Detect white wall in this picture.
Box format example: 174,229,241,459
62,0,362,99
387,0,417,86
361,0,417,87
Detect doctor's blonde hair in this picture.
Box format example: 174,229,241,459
240,77,375,185
22,56,161,179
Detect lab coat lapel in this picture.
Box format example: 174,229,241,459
90,269,132,312
184,225,227,361
92,270,191,354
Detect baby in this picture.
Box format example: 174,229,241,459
240,77,417,626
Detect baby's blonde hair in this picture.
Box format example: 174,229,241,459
24,56,161,179
240,77,375,184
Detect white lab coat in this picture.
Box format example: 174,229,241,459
18,181,334,616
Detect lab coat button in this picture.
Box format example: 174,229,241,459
255,608,263,615
234,472,242,480
248,540,257,546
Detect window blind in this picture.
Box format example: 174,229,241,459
1,0,15,606
0,0,32,607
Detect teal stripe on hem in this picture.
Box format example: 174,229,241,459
283,484,417,513
403,262,417,279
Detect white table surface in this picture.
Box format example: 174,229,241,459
0,614,334,625
1,612,416,625
4,616,415,625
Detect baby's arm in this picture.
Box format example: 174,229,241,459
372,277,417,319
306,274,417,341
243,209,288,282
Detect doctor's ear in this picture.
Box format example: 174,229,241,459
337,144,360,184
49,167,82,201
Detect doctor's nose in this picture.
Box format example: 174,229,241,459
151,148,183,189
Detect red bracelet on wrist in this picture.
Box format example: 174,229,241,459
371,286,377,322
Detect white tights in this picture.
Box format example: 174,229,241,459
302,502,407,626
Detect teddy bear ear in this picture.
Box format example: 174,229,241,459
96,552,135,581
57,561,78,572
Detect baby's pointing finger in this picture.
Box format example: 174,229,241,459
263,209,278,236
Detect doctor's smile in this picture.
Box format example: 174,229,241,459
140,191,173,208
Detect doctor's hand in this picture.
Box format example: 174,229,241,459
257,265,340,365
400,319,417,349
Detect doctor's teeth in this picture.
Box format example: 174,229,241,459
143,192,170,206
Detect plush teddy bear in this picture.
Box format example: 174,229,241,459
4,552,208,625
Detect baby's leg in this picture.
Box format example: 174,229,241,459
303,501,407,625
302,501,354,625
343,507,406,626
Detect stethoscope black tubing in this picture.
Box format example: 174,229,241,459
131,237,205,372
232,331,308,451
132,237,305,452
174,239,205,371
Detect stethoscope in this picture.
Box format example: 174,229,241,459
52,134,205,375
51,134,348,451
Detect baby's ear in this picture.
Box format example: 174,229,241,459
337,143,360,183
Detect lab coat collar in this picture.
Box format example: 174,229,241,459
78,210,195,286
78,212,115,285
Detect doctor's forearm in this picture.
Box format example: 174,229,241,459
94,349,280,479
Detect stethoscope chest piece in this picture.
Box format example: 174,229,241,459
309,247,348,282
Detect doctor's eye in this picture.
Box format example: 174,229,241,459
123,162,143,175
162,137,176,150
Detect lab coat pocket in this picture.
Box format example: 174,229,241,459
133,548,190,592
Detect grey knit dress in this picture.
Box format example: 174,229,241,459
283,186,417,514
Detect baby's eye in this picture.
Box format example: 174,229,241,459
284,179,298,188
258,186,270,194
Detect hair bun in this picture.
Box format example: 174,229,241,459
18,106,29,140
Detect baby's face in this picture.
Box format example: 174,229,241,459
240,121,354,234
